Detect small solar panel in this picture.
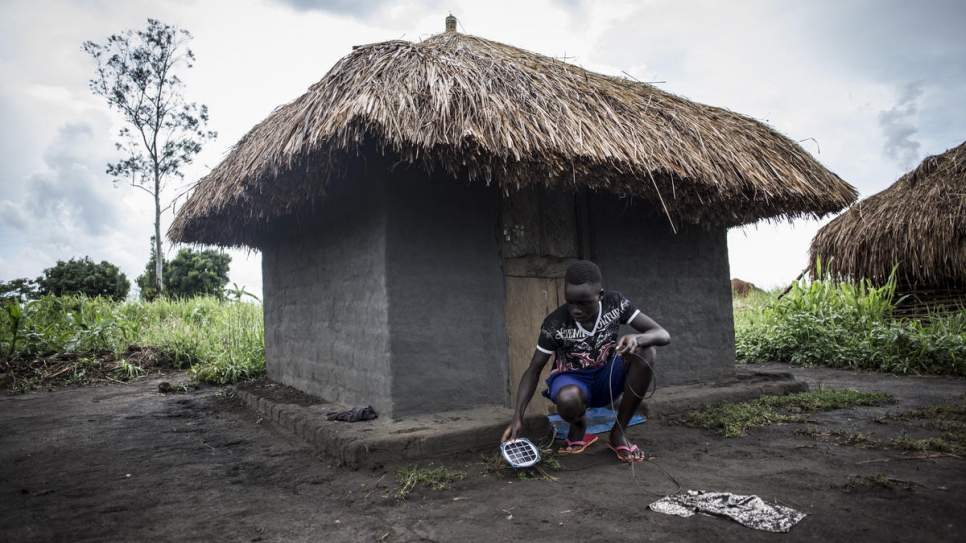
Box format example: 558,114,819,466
500,438,541,469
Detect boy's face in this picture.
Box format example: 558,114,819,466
564,282,603,326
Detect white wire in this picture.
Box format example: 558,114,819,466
544,350,681,495
608,350,682,497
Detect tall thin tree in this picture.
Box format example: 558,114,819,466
84,19,216,297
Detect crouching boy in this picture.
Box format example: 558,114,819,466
502,261,670,462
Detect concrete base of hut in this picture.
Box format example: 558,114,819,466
232,367,804,468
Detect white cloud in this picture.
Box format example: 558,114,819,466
878,80,924,170
0,0,963,300
0,108,152,282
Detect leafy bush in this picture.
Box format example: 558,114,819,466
735,269,966,376
1,296,126,360
1,295,264,386
165,248,231,299
37,257,130,300
136,247,231,301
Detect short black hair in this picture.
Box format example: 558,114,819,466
565,261,602,286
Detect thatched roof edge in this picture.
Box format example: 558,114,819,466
170,30,856,248
809,141,966,288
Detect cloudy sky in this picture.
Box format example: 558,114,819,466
1,0,963,299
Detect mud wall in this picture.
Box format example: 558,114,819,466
591,193,736,387
261,176,735,417
262,167,509,419
262,171,393,413
385,170,508,416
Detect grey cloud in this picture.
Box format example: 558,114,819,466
878,80,924,170
895,81,924,105
0,92,39,198
13,120,120,237
0,200,29,230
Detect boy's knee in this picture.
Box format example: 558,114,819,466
555,385,586,417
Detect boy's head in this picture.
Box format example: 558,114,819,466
564,261,602,288
564,261,604,326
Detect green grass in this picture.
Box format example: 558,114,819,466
884,394,966,455
1,295,264,389
795,427,880,447
394,465,466,500
677,388,895,437
395,450,562,500
733,267,966,376
795,394,966,457
732,287,777,313
844,473,920,492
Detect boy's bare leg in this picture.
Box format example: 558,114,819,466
609,346,657,460
556,385,588,448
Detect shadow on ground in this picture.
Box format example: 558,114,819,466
1,363,963,542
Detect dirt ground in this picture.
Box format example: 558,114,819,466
1,363,964,543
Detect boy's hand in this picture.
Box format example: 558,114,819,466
502,419,523,442
617,334,640,354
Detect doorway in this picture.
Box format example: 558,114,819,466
501,186,592,414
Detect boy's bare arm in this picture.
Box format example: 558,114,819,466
502,349,552,441
617,312,671,353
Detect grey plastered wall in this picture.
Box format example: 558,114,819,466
262,170,393,414
591,193,736,387
385,169,508,417
262,165,509,419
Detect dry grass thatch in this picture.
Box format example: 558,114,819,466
809,141,966,289
169,29,856,248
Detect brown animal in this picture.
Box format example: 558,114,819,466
731,278,762,297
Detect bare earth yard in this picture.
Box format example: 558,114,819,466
1,362,963,542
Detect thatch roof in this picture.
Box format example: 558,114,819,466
169,28,856,248
809,141,966,288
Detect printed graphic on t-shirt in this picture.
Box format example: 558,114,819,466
537,291,639,374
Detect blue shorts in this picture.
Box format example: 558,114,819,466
542,356,626,408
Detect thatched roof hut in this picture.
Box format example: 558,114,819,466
809,141,966,293
169,28,855,248
166,22,859,420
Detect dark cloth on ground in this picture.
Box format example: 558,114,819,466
325,406,378,422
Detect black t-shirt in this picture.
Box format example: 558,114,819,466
536,291,640,375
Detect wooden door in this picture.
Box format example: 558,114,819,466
501,187,584,414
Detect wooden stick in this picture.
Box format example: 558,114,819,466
777,268,808,299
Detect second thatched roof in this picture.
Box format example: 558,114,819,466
170,28,856,248
809,141,966,288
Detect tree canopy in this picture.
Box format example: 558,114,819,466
37,257,130,301
166,248,231,299
0,278,39,303
139,247,231,300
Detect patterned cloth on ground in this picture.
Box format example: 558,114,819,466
648,490,806,533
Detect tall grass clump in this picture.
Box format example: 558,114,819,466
735,264,966,376
136,297,266,384
1,294,264,385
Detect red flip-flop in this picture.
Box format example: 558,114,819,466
557,433,598,455
608,442,645,463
